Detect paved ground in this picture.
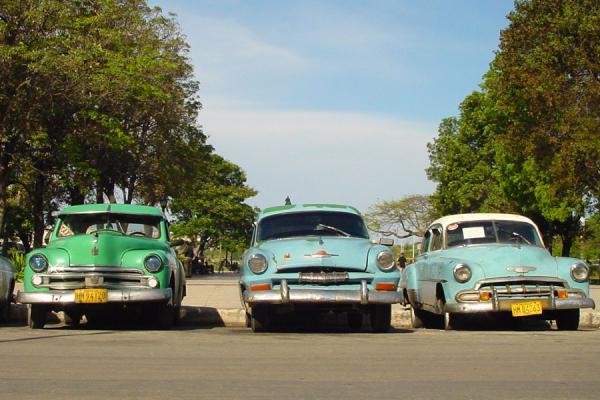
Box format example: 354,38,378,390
0,324,598,399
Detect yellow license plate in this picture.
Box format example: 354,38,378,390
74,288,108,304
511,301,543,317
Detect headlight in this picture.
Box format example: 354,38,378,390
144,255,163,273
248,254,268,274
453,263,472,283
29,254,48,272
376,251,395,271
571,262,589,283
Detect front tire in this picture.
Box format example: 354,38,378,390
555,309,579,331
347,311,363,330
28,304,47,329
410,306,428,329
370,304,391,333
250,304,270,332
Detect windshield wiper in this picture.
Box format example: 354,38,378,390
498,227,532,245
510,231,532,245
315,224,351,237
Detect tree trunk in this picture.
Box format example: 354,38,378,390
31,173,46,249
561,234,573,257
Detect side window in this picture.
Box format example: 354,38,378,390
420,231,432,254
430,227,443,251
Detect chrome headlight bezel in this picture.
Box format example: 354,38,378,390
453,263,472,283
571,262,589,283
29,254,48,273
376,251,396,271
144,254,163,273
248,253,268,274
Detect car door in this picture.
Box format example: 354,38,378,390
419,225,444,308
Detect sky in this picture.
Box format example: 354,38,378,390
150,0,515,212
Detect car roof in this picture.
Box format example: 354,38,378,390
258,203,361,220
430,213,536,229
58,204,164,217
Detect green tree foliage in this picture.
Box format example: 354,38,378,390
170,154,258,259
0,1,255,252
427,91,509,215
365,195,437,238
427,0,599,255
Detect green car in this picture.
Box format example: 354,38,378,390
17,204,186,329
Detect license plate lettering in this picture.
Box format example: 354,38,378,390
74,289,108,304
511,301,543,317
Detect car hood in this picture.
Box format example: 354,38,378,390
49,233,167,266
441,244,558,278
256,236,372,272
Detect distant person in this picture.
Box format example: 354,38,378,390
178,240,194,278
398,253,407,269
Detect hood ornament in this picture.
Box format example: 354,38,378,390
507,266,536,273
305,250,339,258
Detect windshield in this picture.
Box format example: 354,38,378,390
257,211,369,241
446,220,542,248
57,213,162,239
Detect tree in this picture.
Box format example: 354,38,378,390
427,90,510,215
426,0,599,255
170,154,257,260
365,195,437,239
488,0,600,255
0,1,210,247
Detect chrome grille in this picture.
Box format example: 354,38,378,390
36,266,149,290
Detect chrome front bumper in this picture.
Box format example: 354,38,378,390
243,280,403,305
445,287,595,314
16,288,172,305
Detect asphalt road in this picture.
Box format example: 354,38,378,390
1,323,599,399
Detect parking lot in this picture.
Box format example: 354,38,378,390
1,323,599,399
1,275,599,399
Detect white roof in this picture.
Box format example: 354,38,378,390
430,213,536,229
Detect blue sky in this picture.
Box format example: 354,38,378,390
150,1,515,212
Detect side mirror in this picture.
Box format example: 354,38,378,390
378,238,394,246
170,239,184,247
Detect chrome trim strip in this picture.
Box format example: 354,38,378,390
474,276,569,290
16,288,172,304
243,285,403,305
48,266,143,274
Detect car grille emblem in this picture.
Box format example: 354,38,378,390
507,266,536,273
92,246,99,256
305,250,339,258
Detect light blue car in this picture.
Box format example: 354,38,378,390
240,203,402,332
401,213,595,330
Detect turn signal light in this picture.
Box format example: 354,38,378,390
375,283,396,291
479,292,491,301
557,290,568,299
250,283,271,291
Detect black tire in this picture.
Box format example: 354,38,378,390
555,309,579,331
370,304,391,333
410,307,428,329
64,311,82,326
156,302,175,330
347,311,363,330
28,304,47,329
444,313,464,330
250,304,270,332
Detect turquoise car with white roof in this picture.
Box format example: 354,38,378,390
401,213,595,330
241,203,402,332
